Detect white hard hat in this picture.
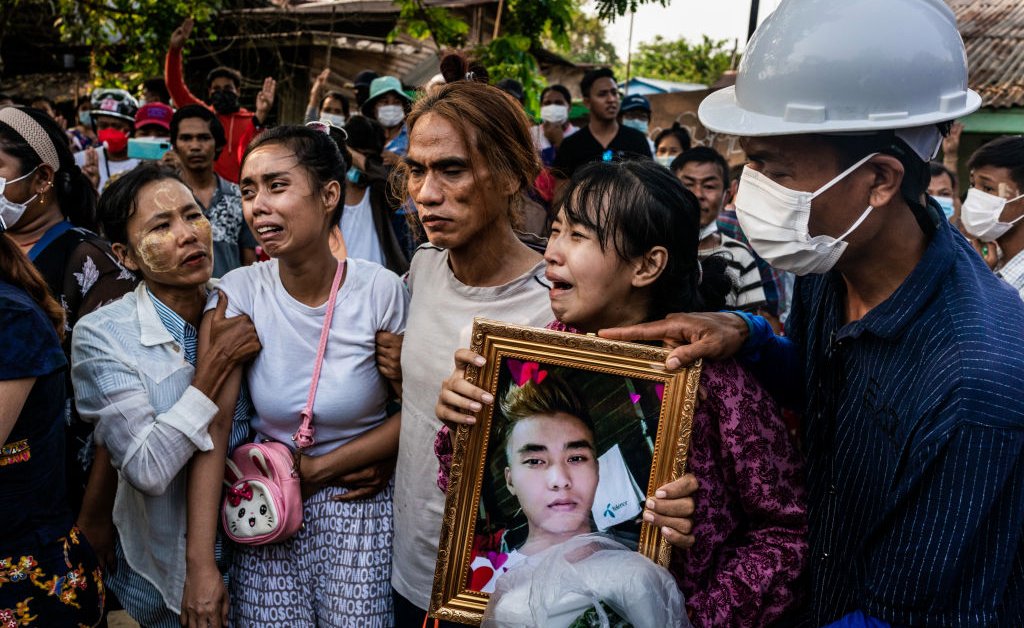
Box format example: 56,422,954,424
699,0,981,138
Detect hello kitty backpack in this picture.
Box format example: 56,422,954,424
222,442,303,544
220,261,344,545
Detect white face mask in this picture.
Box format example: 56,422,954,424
376,104,405,128
735,153,878,276
0,166,40,231
319,112,346,128
960,187,1024,242
655,155,676,168
540,104,569,125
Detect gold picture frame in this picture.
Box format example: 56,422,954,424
429,318,701,625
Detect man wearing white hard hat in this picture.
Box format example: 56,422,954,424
602,0,1024,625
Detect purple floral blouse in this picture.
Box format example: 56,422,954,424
435,323,808,626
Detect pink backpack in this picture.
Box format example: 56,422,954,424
222,442,302,544
220,260,344,545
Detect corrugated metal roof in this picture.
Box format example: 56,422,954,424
949,0,1024,109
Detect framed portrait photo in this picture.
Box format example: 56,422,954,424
429,318,701,626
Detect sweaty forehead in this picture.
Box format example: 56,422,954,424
408,113,472,162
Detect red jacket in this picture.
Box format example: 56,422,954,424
164,47,259,183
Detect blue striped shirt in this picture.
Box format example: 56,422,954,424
106,289,251,624
742,216,1024,626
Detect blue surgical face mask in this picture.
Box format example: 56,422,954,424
933,195,956,220
621,118,649,135
79,110,92,127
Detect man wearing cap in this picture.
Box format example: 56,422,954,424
552,68,651,184
603,0,1024,625
362,76,412,166
495,78,526,107
353,70,379,109
134,102,174,139
74,88,141,192
165,18,276,183
619,93,656,154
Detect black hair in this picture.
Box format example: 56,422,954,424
30,96,56,111
495,78,525,104
558,160,731,320
97,162,184,246
819,131,935,235
439,51,490,85
580,68,616,98
206,66,242,90
241,125,347,226
653,123,692,154
0,106,98,230
319,91,351,118
541,84,572,105
344,115,386,156
928,160,958,191
670,146,729,186
142,78,171,104
170,104,227,159
967,135,1024,191
498,371,595,459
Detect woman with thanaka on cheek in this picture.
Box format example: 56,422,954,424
437,160,808,627
71,164,261,627
182,126,407,627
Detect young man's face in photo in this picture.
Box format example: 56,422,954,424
504,412,599,550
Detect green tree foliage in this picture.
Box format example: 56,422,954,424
627,35,736,86
392,0,654,110
544,12,619,67
51,0,220,86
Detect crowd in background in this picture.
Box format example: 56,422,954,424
3,0,1024,626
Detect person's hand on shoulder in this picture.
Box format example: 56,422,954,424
599,311,750,370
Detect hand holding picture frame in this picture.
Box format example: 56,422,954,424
430,319,701,626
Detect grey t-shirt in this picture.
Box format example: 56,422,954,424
391,244,552,609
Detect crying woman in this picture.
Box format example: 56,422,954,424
71,163,261,627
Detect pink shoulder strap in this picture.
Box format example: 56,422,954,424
292,260,345,449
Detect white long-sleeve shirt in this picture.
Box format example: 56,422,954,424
71,282,218,614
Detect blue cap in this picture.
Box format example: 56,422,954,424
620,94,651,113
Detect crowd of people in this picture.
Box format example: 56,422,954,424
2,0,1024,626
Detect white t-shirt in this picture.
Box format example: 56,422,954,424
340,187,385,266
391,244,553,609
211,257,408,456
74,145,139,192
